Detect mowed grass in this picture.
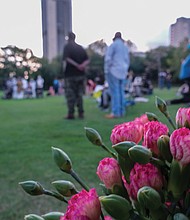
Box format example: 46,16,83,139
0,87,184,219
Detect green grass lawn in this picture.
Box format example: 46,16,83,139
0,88,185,220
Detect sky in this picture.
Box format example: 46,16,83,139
0,0,189,58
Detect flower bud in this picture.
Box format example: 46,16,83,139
155,96,168,116
168,159,190,201
112,141,136,157
128,145,152,164
51,180,77,197
84,127,103,146
52,147,72,173
173,213,189,220
19,181,44,196
157,135,172,162
176,108,190,129
170,128,190,167
100,194,132,219
112,141,135,182
97,157,123,189
137,186,162,210
24,214,44,220
42,212,64,220
145,112,159,121
143,121,169,156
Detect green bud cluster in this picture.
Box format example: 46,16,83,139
19,96,190,219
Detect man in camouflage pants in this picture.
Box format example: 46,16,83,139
63,32,89,119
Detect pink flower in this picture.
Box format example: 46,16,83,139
134,114,149,125
176,108,190,128
110,121,144,145
97,157,122,189
123,163,164,200
143,121,169,155
170,127,190,166
61,188,101,220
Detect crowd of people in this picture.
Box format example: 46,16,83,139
2,74,66,100
2,75,44,99
2,31,190,120
2,31,154,120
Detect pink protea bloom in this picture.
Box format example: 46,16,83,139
143,121,169,155
176,108,190,128
61,188,101,220
97,157,122,189
123,163,164,200
110,121,144,145
170,127,190,166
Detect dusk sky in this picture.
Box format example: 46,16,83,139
0,0,189,57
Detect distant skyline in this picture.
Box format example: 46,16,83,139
0,0,189,57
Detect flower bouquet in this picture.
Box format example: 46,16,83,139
20,97,190,220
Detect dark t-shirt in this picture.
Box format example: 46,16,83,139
63,42,88,78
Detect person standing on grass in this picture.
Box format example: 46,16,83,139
104,32,130,118
36,75,44,98
62,32,90,119
53,77,59,95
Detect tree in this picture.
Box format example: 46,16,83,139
86,40,107,81
0,46,41,88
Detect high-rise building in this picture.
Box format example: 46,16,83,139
170,17,190,47
41,0,72,61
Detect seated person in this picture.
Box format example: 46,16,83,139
166,80,190,105
47,86,55,96
132,76,142,97
141,75,153,95
99,81,111,110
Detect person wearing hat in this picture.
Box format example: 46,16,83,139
104,32,130,118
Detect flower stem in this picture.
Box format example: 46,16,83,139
164,113,176,130
43,189,68,203
101,143,117,159
101,212,105,220
150,157,165,167
70,169,90,191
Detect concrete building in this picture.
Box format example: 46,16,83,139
170,17,190,47
41,0,72,61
